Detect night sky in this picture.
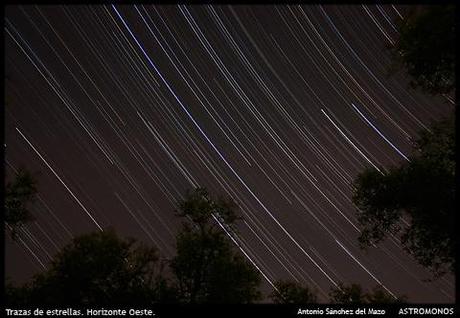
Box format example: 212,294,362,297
4,5,454,303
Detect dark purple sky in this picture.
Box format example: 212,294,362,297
4,5,454,302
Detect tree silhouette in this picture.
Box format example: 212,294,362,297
329,283,406,304
5,229,175,305
391,5,455,94
6,186,422,304
270,280,318,304
5,188,262,305
329,283,367,304
359,3,455,278
5,167,37,240
353,116,455,276
170,187,261,303
175,187,241,232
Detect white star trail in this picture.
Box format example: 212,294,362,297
16,128,104,231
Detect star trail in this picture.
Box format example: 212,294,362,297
4,5,454,303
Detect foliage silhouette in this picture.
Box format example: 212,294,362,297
5,229,175,305
270,280,318,304
391,5,455,94
6,188,261,305
329,283,406,304
170,187,261,303
5,167,37,240
353,116,455,276
6,187,421,304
